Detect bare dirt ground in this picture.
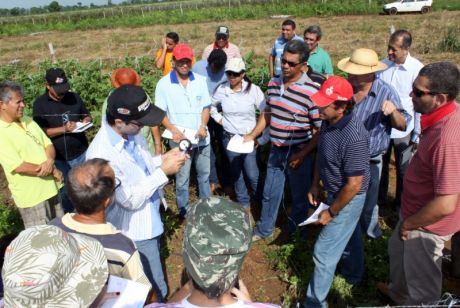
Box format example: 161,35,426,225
0,11,459,66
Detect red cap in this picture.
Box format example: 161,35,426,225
172,43,193,61
311,76,353,107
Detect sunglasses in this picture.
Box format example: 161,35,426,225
175,59,192,67
281,58,303,67
112,177,121,193
226,71,243,77
128,121,143,128
216,34,228,41
412,85,438,98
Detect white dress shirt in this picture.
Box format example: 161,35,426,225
86,119,168,241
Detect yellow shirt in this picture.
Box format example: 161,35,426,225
0,117,59,208
155,48,196,76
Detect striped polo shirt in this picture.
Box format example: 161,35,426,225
267,73,321,146
318,113,370,195
352,78,410,157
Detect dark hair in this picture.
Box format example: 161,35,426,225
304,25,322,40
283,39,309,63
418,62,460,101
282,19,296,29
208,49,227,71
188,271,238,299
166,32,179,44
332,99,355,115
0,81,24,103
390,29,412,49
67,158,115,215
106,112,116,125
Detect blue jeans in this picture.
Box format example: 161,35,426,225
170,141,211,217
305,193,366,307
222,133,260,208
254,145,314,238
135,236,167,302
55,151,86,213
359,155,383,239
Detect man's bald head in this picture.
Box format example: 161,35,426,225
67,158,116,215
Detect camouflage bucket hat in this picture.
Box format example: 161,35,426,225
2,225,108,308
183,197,252,297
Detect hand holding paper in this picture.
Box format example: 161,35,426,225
298,202,330,226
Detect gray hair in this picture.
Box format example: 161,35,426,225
304,25,322,40
0,81,24,103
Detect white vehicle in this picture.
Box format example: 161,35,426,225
383,0,433,15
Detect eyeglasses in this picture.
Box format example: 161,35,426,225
216,35,228,41
226,71,242,77
25,130,42,146
128,121,143,128
412,85,438,98
175,59,192,67
281,58,303,67
112,177,121,193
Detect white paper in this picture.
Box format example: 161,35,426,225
226,134,254,154
298,202,330,226
101,275,150,308
71,121,93,133
161,126,199,144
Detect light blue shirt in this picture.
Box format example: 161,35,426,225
155,70,212,146
86,119,168,241
271,34,304,76
192,60,227,95
378,54,423,140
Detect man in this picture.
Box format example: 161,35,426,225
304,25,334,76
193,49,229,193
244,40,322,241
155,32,180,76
156,43,212,218
33,68,92,213
202,26,241,63
50,158,151,288
378,62,460,305
145,197,279,308
377,29,423,209
0,81,63,228
3,225,108,307
269,19,304,78
86,84,187,301
337,48,409,284
304,76,370,307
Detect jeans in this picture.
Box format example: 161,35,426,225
208,119,230,186
254,145,314,238
359,155,383,239
135,236,168,302
55,151,86,213
170,141,211,217
379,134,412,209
305,193,366,307
222,133,260,208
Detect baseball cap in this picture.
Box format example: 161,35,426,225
183,197,252,297
110,67,141,88
311,76,354,107
215,26,229,38
2,225,108,307
45,68,70,95
107,85,166,126
225,58,246,73
173,43,194,61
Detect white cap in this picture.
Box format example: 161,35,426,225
225,58,246,73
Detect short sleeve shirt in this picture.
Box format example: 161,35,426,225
308,45,333,75
0,117,59,208
271,35,304,76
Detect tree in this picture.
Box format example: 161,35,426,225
48,1,61,12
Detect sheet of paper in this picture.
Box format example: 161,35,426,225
161,126,199,144
226,134,254,154
298,202,330,226
101,275,150,308
71,121,93,133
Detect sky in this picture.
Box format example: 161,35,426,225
0,0,125,9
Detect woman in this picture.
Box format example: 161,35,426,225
211,58,265,209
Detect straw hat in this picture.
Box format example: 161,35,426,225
337,48,387,75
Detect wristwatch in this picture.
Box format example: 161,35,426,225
328,208,338,218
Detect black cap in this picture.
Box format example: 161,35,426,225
45,68,70,95
107,85,165,126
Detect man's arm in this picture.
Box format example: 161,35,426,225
243,107,271,142
161,116,185,143
155,39,167,69
196,107,210,139
400,194,459,240
15,144,55,177
268,54,275,78
317,175,364,225
288,129,320,169
151,126,162,155
381,100,407,131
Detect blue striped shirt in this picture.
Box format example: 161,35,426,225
266,73,322,146
352,78,410,157
318,113,370,195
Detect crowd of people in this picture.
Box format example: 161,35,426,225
0,19,459,308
